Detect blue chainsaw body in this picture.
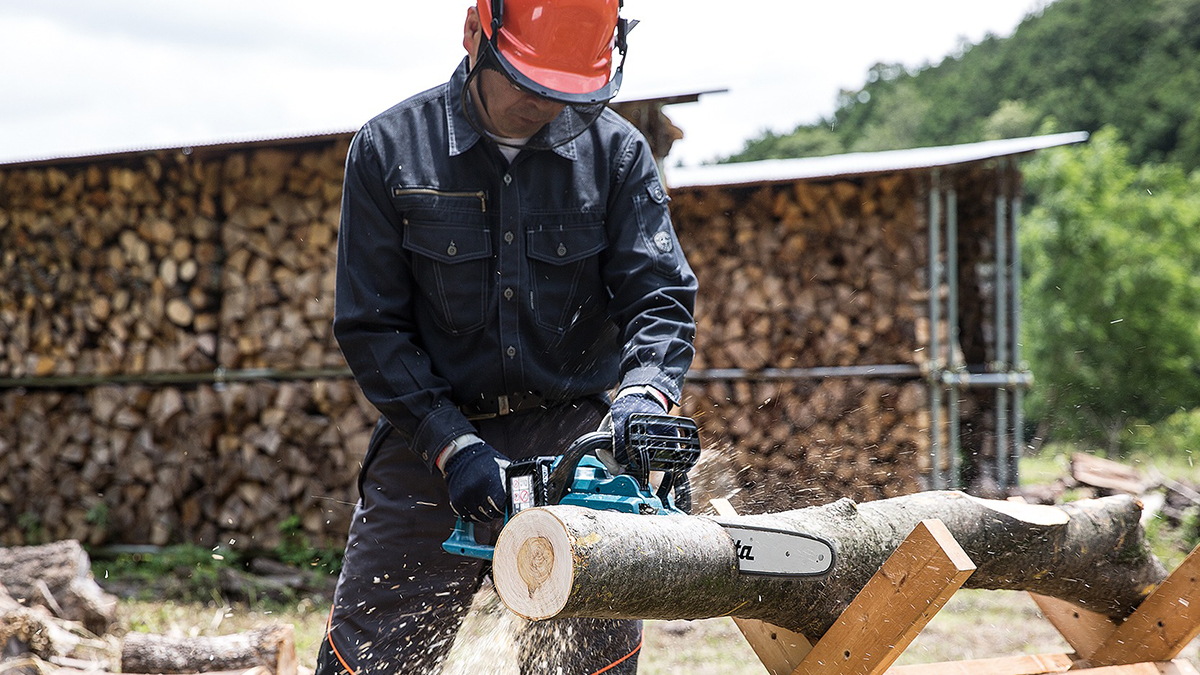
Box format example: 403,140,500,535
442,415,699,561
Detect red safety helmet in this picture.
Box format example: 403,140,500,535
475,0,632,105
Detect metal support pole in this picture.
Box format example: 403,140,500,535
1010,194,1025,487
946,188,961,488
685,364,923,382
994,166,1011,490
928,171,944,489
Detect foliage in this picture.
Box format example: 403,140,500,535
728,125,843,164
96,544,242,603
1123,406,1200,461
1020,128,1200,451
93,531,343,604
275,515,343,577
725,0,1200,171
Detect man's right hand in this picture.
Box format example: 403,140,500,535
443,442,510,523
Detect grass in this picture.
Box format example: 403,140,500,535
1024,441,1200,485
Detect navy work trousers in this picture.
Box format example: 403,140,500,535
315,396,642,675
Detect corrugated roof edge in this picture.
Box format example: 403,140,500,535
665,131,1090,189
0,128,358,169
0,91,729,170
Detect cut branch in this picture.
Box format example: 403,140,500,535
121,625,296,675
493,491,1166,637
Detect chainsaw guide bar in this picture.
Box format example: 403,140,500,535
715,522,836,577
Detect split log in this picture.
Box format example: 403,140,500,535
1072,452,1156,495
492,491,1166,637
0,540,117,635
121,625,297,675
1,582,116,671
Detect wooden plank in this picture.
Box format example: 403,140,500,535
884,652,1074,675
711,497,815,675
1159,659,1200,675
1087,544,1200,666
1071,662,1191,675
792,519,976,675
1029,592,1118,659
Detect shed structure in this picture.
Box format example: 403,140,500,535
667,132,1087,512
0,127,1084,547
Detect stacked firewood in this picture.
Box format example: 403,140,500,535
0,153,225,378
0,140,348,379
671,173,932,511
0,380,373,549
0,139,945,543
217,143,348,371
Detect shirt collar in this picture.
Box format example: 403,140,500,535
444,57,579,162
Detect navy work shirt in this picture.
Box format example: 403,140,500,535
334,59,697,469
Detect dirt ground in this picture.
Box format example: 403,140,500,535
117,582,1200,674
439,586,1200,674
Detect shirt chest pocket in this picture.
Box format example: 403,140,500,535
526,222,608,333
398,192,493,335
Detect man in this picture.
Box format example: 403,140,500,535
319,1,696,673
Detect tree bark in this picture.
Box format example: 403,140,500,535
492,491,1166,637
121,625,296,675
0,540,117,635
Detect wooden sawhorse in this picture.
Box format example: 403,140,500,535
710,499,1200,675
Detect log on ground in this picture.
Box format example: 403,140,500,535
121,625,296,675
0,540,117,635
492,491,1166,637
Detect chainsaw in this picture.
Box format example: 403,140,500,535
441,412,835,577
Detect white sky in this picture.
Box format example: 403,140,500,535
0,0,1049,167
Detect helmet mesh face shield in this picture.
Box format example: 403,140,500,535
462,57,609,152
465,0,632,151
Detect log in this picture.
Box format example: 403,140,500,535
492,491,1166,637
0,540,117,635
120,625,297,675
1,582,115,671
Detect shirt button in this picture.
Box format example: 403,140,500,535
504,287,514,300
557,243,567,257
504,174,513,185
506,346,517,357
504,231,514,244
447,242,458,256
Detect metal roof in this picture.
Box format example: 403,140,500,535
0,90,727,170
0,129,358,169
664,131,1090,189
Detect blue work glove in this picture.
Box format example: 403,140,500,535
443,442,511,523
603,391,668,467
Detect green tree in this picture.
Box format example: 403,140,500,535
724,0,1200,171
725,125,844,164
1021,127,1200,452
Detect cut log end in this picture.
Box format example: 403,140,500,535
494,508,575,621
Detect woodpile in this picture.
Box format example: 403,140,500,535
671,174,933,512
0,153,225,378
0,136,994,544
0,140,349,379
216,145,346,371
681,379,929,513
1,541,297,675
0,380,373,549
